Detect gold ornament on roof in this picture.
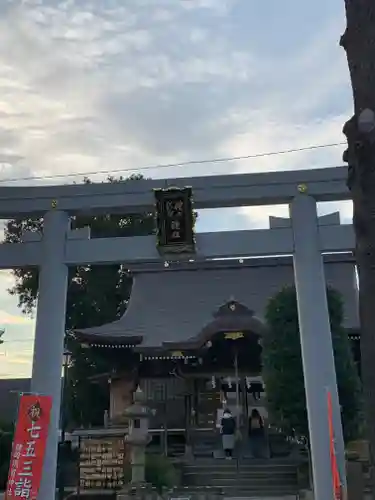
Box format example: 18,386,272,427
297,184,308,194
224,331,244,340
171,350,184,358
51,199,58,208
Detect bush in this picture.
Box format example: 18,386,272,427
123,454,179,492
263,285,362,443
145,454,179,491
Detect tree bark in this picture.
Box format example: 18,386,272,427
341,0,375,491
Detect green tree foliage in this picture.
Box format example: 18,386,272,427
263,285,362,443
4,175,155,427
123,455,179,492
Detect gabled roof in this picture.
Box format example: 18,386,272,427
162,300,266,350
74,254,358,350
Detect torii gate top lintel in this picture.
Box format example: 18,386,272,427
0,165,349,218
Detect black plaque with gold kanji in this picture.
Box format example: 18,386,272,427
154,186,195,253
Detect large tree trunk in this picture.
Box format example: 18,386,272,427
341,0,375,490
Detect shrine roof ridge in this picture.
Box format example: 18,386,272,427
0,166,349,217
129,252,355,273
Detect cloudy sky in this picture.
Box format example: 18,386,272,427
0,0,353,378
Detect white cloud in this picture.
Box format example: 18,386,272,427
0,311,33,325
0,0,350,182
0,308,34,378
0,0,353,377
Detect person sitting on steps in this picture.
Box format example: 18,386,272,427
220,408,236,459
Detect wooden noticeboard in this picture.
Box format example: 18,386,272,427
79,436,126,490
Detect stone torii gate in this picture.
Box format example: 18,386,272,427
0,166,354,500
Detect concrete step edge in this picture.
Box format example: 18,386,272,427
221,488,298,494
185,469,298,472
193,481,298,487
184,464,298,468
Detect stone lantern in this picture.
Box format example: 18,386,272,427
123,386,152,485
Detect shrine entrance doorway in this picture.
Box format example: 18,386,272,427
193,374,265,433
177,313,266,456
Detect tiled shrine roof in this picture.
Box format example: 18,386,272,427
74,254,358,350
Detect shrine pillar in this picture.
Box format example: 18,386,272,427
290,193,346,499
30,210,69,500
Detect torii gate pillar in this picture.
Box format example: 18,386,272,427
290,193,346,499
30,210,69,500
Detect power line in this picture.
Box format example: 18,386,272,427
2,339,34,343
0,141,347,345
0,141,346,184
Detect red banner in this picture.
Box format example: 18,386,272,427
327,391,342,500
5,394,52,500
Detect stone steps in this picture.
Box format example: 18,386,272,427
183,459,299,498
224,497,297,500
221,486,297,497
64,493,115,499
185,459,297,465
190,429,295,459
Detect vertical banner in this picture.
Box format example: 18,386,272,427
327,390,342,500
5,394,52,500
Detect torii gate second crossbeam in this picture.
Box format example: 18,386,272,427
0,166,352,500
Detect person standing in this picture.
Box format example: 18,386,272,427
220,409,236,459
248,409,265,458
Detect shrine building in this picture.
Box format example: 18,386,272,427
74,250,359,455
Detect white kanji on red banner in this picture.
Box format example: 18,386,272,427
14,477,32,498
5,395,52,500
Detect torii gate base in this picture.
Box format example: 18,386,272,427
2,168,351,500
